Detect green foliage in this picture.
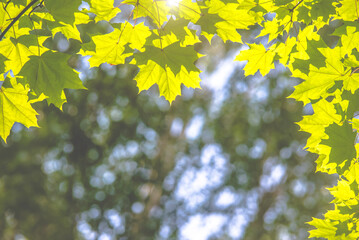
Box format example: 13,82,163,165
19,51,86,108
0,78,39,142
0,0,359,238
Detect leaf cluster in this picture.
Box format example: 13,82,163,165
1,0,359,238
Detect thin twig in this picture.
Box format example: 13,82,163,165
2,1,17,39
4,0,11,10
0,0,39,41
28,0,45,17
352,67,359,75
289,0,304,12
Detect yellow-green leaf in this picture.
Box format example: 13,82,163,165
0,78,39,143
236,44,276,76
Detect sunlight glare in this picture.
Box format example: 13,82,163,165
167,0,181,7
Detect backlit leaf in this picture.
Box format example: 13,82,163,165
0,78,39,143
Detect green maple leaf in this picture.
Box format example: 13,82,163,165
338,203,359,215
298,99,341,151
0,78,39,143
290,47,358,104
163,18,189,40
337,0,359,21
87,22,151,67
297,5,311,24
196,0,255,42
134,60,201,104
0,54,6,73
134,41,199,75
0,0,27,6
196,9,225,36
292,39,326,72
173,0,201,22
45,0,82,24
122,0,169,26
344,53,359,68
310,0,336,22
236,44,276,76
342,90,359,119
332,22,359,37
321,122,357,173
335,220,351,236
257,19,281,43
308,218,337,239
155,18,199,47
274,0,293,6
18,51,86,109
339,26,359,55
89,0,121,22
0,38,35,75
132,42,200,103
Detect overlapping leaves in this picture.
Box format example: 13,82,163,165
1,0,359,238
233,0,359,238
0,0,261,141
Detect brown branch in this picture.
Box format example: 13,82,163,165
289,0,304,12
352,67,359,75
0,0,39,41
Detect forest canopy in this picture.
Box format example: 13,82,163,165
1,0,359,239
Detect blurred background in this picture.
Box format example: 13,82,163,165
0,14,335,240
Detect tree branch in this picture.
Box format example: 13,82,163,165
0,0,39,41
289,0,304,12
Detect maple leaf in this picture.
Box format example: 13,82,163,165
0,2,31,38
310,0,336,22
132,41,201,103
0,78,39,143
289,47,358,105
88,0,121,22
48,12,91,42
337,0,359,21
341,90,359,119
18,51,86,109
45,0,82,24
0,54,6,73
0,38,35,75
195,0,256,42
2,0,359,238
340,26,359,56
236,44,276,76
257,18,281,43
134,41,199,75
122,0,170,26
0,0,27,6
88,22,151,67
321,122,357,173
328,179,356,203
134,60,201,104
172,0,201,22
162,18,200,46
298,99,341,151
307,218,337,239
345,162,359,185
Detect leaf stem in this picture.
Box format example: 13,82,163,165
352,67,359,75
154,0,163,49
117,8,135,44
2,1,17,39
4,1,11,10
289,0,304,12
178,2,201,15
0,0,39,41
